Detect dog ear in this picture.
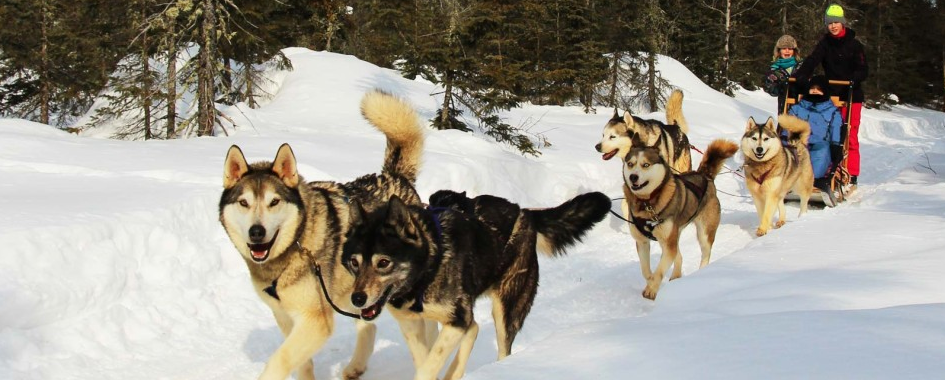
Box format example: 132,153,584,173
622,110,634,126
385,196,423,247
223,145,249,189
745,117,757,133
348,199,366,227
764,117,776,130
612,108,619,119
272,143,300,188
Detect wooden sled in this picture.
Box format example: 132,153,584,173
781,78,856,207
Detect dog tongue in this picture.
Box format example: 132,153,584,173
362,307,378,320
602,150,617,160
251,249,267,259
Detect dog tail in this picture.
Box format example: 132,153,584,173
360,90,425,183
529,192,611,257
666,89,688,134
697,139,739,180
777,114,811,147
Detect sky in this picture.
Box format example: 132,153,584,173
2,48,944,380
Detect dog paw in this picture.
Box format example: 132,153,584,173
642,287,658,300
343,366,365,380
775,220,786,228
755,228,767,237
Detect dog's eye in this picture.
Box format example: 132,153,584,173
642,163,650,168
269,198,281,207
763,137,771,141
377,259,391,269
349,257,359,271
751,137,758,141
239,199,249,208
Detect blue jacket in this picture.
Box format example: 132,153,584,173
789,99,842,178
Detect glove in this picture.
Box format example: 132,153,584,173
830,144,843,168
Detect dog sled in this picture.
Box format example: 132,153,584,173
781,77,856,206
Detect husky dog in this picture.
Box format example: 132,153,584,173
623,135,738,300
219,90,425,380
595,89,691,172
740,115,814,237
342,191,611,380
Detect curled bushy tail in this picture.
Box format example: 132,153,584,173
360,90,425,183
529,192,611,257
697,139,739,180
666,89,688,134
777,114,811,147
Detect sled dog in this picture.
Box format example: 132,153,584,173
341,191,611,380
595,89,691,172
622,135,738,300
219,90,425,380
740,115,813,237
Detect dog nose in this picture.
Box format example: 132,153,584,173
594,143,602,152
755,147,764,154
629,174,639,183
351,291,367,308
249,225,266,242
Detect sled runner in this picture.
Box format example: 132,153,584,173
781,77,856,206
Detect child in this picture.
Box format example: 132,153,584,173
764,35,801,114
788,75,843,206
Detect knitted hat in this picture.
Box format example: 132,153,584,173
824,4,847,25
807,75,831,96
772,35,799,60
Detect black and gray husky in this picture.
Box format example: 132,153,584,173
341,190,610,380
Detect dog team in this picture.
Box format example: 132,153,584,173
219,89,815,379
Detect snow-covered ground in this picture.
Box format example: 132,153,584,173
2,49,944,379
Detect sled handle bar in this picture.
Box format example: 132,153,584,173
786,78,853,86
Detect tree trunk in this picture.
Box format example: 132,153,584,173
608,52,620,108
439,71,453,129
166,35,177,138
722,0,731,86
244,66,256,109
875,2,883,99
197,0,216,136
142,18,152,140
40,0,50,125
647,52,657,112
324,2,336,52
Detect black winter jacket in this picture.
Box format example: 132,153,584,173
795,28,869,103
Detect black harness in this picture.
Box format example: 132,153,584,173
389,206,448,313
629,177,708,241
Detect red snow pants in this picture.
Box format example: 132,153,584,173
840,102,862,177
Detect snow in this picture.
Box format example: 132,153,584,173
2,49,944,379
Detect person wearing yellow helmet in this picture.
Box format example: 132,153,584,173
795,3,868,189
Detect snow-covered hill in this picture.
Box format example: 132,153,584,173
2,49,944,379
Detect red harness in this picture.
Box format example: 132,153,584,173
751,168,773,184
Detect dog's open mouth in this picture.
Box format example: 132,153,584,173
630,181,649,191
753,151,767,160
247,230,278,262
602,149,618,161
359,286,393,321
